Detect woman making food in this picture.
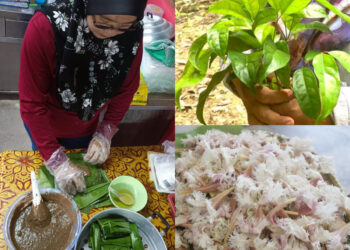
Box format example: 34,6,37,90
19,0,147,195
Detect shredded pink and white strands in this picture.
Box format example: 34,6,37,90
175,130,350,250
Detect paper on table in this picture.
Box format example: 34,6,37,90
148,152,175,193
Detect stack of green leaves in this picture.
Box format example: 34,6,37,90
38,152,112,213
89,217,144,250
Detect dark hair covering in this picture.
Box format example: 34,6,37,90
39,0,146,121
87,0,147,19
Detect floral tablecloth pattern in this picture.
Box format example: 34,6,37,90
0,146,174,249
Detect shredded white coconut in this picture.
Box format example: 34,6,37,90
176,130,350,249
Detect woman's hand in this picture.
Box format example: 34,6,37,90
232,78,295,125
84,133,111,164
45,147,89,195
271,98,334,125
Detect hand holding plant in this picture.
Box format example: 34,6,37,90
176,0,350,124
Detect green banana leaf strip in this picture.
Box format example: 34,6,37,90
38,165,55,188
80,194,113,214
92,222,102,250
130,223,144,250
74,183,110,209
102,236,132,247
101,246,128,250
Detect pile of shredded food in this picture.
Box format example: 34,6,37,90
175,130,350,250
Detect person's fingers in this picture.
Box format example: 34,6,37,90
255,87,294,105
247,113,266,125
252,104,295,125
60,179,76,195
89,150,100,164
84,143,94,161
72,175,86,193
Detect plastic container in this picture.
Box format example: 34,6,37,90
142,13,174,45
3,188,82,250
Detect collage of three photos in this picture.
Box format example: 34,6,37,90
0,0,350,249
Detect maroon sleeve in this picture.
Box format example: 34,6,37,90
19,12,61,161
102,43,143,126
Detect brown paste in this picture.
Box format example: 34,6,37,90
9,192,78,250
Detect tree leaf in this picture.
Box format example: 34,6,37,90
254,23,276,44
242,0,265,19
175,61,206,109
229,31,261,50
303,3,327,18
208,0,251,21
254,8,278,27
282,14,303,32
328,50,350,74
305,50,321,62
228,51,263,91
188,34,208,72
292,67,321,119
312,53,341,123
196,67,231,124
276,65,291,88
291,21,331,35
207,20,251,59
315,0,350,24
268,0,311,15
259,38,290,82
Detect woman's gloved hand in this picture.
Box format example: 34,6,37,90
84,122,118,165
45,147,89,195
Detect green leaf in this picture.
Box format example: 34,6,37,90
292,67,321,119
282,14,303,31
303,3,327,18
229,31,261,50
242,0,266,19
305,50,321,62
254,23,276,44
207,21,231,59
196,67,231,124
328,50,350,74
188,34,208,72
208,0,251,21
228,51,262,91
259,38,290,82
276,65,291,88
268,0,311,15
313,53,341,123
315,0,350,24
175,61,206,109
254,8,278,27
291,21,331,35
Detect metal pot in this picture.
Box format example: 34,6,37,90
142,12,174,45
74,208,170,250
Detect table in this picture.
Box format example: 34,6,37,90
0,146,175,249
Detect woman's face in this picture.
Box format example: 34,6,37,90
87,15,137,39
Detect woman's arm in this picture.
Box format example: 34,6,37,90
19,12,61,161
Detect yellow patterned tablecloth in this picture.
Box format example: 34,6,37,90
0,146,174,249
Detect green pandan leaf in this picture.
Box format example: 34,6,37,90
293,67,321,119
313,53,341,123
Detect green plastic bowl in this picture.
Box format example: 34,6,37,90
108,176,148,212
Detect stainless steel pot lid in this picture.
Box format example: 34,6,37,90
142,13,174,44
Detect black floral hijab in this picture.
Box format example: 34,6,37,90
40,0,146,121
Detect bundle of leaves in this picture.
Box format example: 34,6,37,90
38,152,112,213
176,0,350,124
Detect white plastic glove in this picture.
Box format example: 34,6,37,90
84,122,118,165
45,147,89,195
